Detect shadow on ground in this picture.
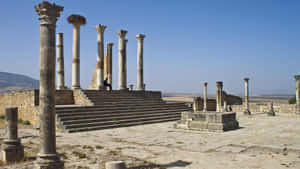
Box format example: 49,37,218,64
128,160,192,169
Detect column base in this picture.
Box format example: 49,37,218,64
35,153,64,169
244,110,251,115
1,139,24,162
268,111,275,116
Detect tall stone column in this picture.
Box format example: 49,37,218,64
107,43,114,89
295,75,300,114
244,78,251,115
96,25,107,90
117,30,128,90
203,82,208,112
1,107,24,162
68,15,86,90
216,81,223,112
56,33,66,90
35,1,64,169
136,34,146,91
193,97,201,112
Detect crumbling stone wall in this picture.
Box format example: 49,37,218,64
231,103,296,113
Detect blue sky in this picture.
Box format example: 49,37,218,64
0,0,299,95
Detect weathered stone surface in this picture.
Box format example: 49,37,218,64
117,30,128,91
174,111,239,132
1,107,24,163
35,1,64,168
68,14,86,90
193,97,201,112
136,34,145,91
244,78,251,115
216,81,223,112
56,33,66,90
203,82,208,111
95,24,107,90
295,75,300,114
268,102,275,116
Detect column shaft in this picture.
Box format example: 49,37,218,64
72,25,80,89
96,25,106,90
203,82,208,111
107,43,113,87
117,30,128,90
244,78,251,115
216,82,223,112
136,34,145,91
295,76,300,113
57,33,65,90
5,108,18,140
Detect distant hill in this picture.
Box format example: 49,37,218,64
0,72,39,93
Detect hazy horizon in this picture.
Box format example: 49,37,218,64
0,0,299,95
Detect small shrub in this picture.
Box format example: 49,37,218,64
0,115,5,119
288,96,296,104
72,151,86,159
95,145,104,149
18,119,23,123
23,120,31,125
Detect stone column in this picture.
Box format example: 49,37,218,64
193,97,201,112
1,107,24,162
216,81,223,112
268,102,275,116
295,75,300,114
35,1,64,169
136,34,146,91
56,33,66,90
203,82,208,112
96,25,107,90
68,14,86,90
117,30,128,90
106,43,113,89
223,100,228,112
244,78,251,115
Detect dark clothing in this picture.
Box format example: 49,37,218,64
104,80,112,91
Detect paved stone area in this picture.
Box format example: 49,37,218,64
1,112,300,168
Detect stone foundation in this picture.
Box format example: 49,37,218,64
174,111,239,132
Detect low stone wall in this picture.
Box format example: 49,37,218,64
231,103,296,113
0,90,39,125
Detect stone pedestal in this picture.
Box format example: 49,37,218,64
244,78,251,115
1,107,24,163
68,14,86,90
174,111,239,132
35,1,64,169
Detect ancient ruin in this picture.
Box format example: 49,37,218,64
1,107,24,163
174,81,239,132
244,78,251,115
35,1,64,168
56,33,67,90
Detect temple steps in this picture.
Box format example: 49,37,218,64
56,90,191,132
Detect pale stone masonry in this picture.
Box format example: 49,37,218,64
56,33,66,90
268,102,275,116
244,78,251,115
1,107,24,163
35,1,64,168
295,75,300,114
96,25,107,90
106,43,114,89
68,14,86,90
136,34,146,91
117,30,128,90
216,81,223,112
193,97,201,112
203,82,208,112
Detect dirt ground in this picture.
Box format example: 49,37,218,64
1,111,300,169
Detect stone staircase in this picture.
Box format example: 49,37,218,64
56,90,191,133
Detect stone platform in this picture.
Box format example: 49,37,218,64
174,111,239,132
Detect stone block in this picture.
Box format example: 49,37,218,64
1,140,24,163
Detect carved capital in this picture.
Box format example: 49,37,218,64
117,30,128,38
35,1,63,25
96,24,107,33
136,34,146,40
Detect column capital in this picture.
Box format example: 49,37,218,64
125,39,128,43
244,77,249,82
136,34,146,40
117,30,128,38
204,82,208,86
294,75,300,80
67,14,86,26
35,1,63,25
96,24,107,33
216,81,223,88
